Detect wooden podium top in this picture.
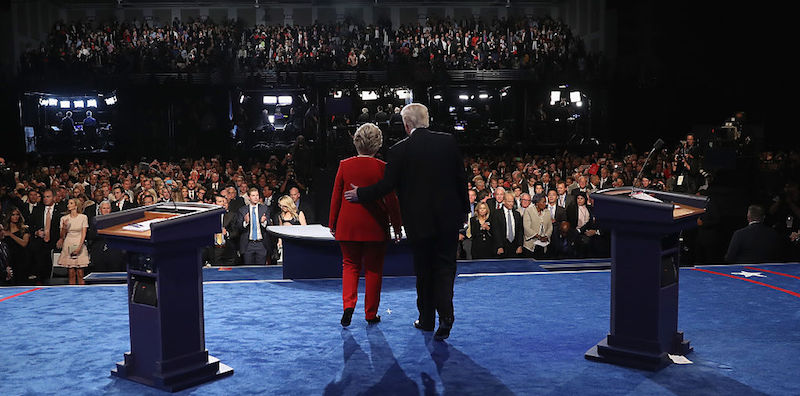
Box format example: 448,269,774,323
593,187,705,221
97,211,178,240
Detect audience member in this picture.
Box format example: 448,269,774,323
725,205,785,263
491,191,523,258
522,194,552,258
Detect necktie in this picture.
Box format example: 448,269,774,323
215,213,225,246
559,195,564,207
44,207,52,243
250,206,258,240
506,209,513,242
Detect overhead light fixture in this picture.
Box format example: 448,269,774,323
39,98,49,106
500,92,508,97
479,94,489,99
333,91,343,98
464,107,472,111
550,91,561,106
570,91,581,103
263,96,277,105
360,91,378,101
278,96,292,105
448,106,456,113
239,95,246,104
576,101,583,107
87,99,98,107
60,100,71,109
433,94,442,100
73,100,84,108
268,115,275,123
396,89,411,99
104,96,117,105
48,98,58,106
458,95,469,100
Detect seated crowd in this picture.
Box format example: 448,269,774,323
1,138,797,286
20,15,595,75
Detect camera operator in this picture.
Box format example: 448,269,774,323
673,133,702,193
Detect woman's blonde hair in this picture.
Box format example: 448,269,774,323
400,103,430,129
278,195,299,220
475,202,490,221
353,123,383,156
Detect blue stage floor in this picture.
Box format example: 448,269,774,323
1,262,799,395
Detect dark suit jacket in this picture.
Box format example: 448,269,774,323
295,196,315,224
548,204,567,225
490,207,524,252
566,204,597,234
486,198,505,215
111,200,136,212
725,222,785,263
229,196,246,214
29,205,61,250
557,193,575,209
237,203,272,250
357,128,469,240
550,228,579,258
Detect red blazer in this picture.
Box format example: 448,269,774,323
330,156,402,241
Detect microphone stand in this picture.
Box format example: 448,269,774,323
632,138,664,195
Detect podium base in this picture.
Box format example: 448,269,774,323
585,333,692,371
111,353,233,392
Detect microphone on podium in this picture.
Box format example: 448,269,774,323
633,138,665,194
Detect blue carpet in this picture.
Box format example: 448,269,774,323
1,263,799,395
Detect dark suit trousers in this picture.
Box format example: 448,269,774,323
412,232,458,327
242,240,268,265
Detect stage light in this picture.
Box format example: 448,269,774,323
500,92,508,97
360,91,378,101
60,100,71,109
302,94,308,102
263,96,277,105
448,106,456,113
550,91,561,106
74,100,84,108
454,125,465,131
464,107,473,111
558,84,568,89
268,115,275,123
333,91,343,98
104,96,117,105
48,98,58,106
576,101,583,107
458,95,469,100
433,94,442,100
479,94,489,99
278,96,292,105
239,95,246,104
39,98,49,106
570,91,581,103
396,89,411,99
87,99,98,107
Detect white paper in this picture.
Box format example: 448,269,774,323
668,354,693,364
122,217,169,232
630,192,663,203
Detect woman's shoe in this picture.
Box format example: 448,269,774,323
341,308,354,327
366,315,381,324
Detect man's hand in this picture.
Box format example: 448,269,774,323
458,234,465,241
497,247,504,255
585,230,597,237
261,213,267,224
244,212,250,224
221,227,227,236
329,229,336,237
540,236,549,243
515,246,523,255
344,184,359,202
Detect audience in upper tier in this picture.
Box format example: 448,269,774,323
0,137,797,284
20,15,599,77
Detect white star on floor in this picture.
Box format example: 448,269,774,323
731,271,766,278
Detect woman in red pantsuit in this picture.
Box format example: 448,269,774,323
330,123,402,326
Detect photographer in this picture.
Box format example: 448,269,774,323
674,133,702,193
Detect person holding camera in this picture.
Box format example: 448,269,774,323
56,198,89,285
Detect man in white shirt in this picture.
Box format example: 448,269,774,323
237,188,272,265
491,192,523,258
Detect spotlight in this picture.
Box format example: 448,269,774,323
500,92,508,97
74,100,84,108
268,115,275,123
104,96,117,105
263,96,277,105
360,91,378,101
448,106,456,113
60,100,71,109
239,95,246,104
87,99,98,107
458,95,469,101
433,94,442,100
569,91,581,103
278,96,292,105
48,98,58,106
464,107,473,111
395,89,411,99
576,101,583,107
550,91,561,106
478,94,489,99
333,91,343,98
39,98,49,106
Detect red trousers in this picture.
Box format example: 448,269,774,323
340,241,386,320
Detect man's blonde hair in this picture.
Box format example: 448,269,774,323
400,103,430,130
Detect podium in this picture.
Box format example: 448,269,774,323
584,188,707,370
96,202,233,391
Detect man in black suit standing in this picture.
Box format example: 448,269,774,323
237,188,272,265
226,186,245,214
485,187,506,215
205,195,239,266
29,189,60,283
725,205,785,263
345,103,469,341
491,191,524,258
111,186,135,212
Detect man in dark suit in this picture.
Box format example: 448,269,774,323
491,191,524,258
226,186,245,214
546,189,567,225
28,189,60,283
289,186,315,224
205,195,239,266
485,187,506,215
345,103,469,341
111,186,135,212
549,220,579,259
556,181,575,209
725,205,785,263
237,188,272,265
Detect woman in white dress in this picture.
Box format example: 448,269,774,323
56,198,90,285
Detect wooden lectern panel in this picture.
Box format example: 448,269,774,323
673,204,704,220
97,212,178,239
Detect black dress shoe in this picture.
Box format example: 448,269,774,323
434,325,451,341
366,315,381,324
414,320,434,331
341,307,354,327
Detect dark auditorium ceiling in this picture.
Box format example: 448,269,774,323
52,0,561,4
